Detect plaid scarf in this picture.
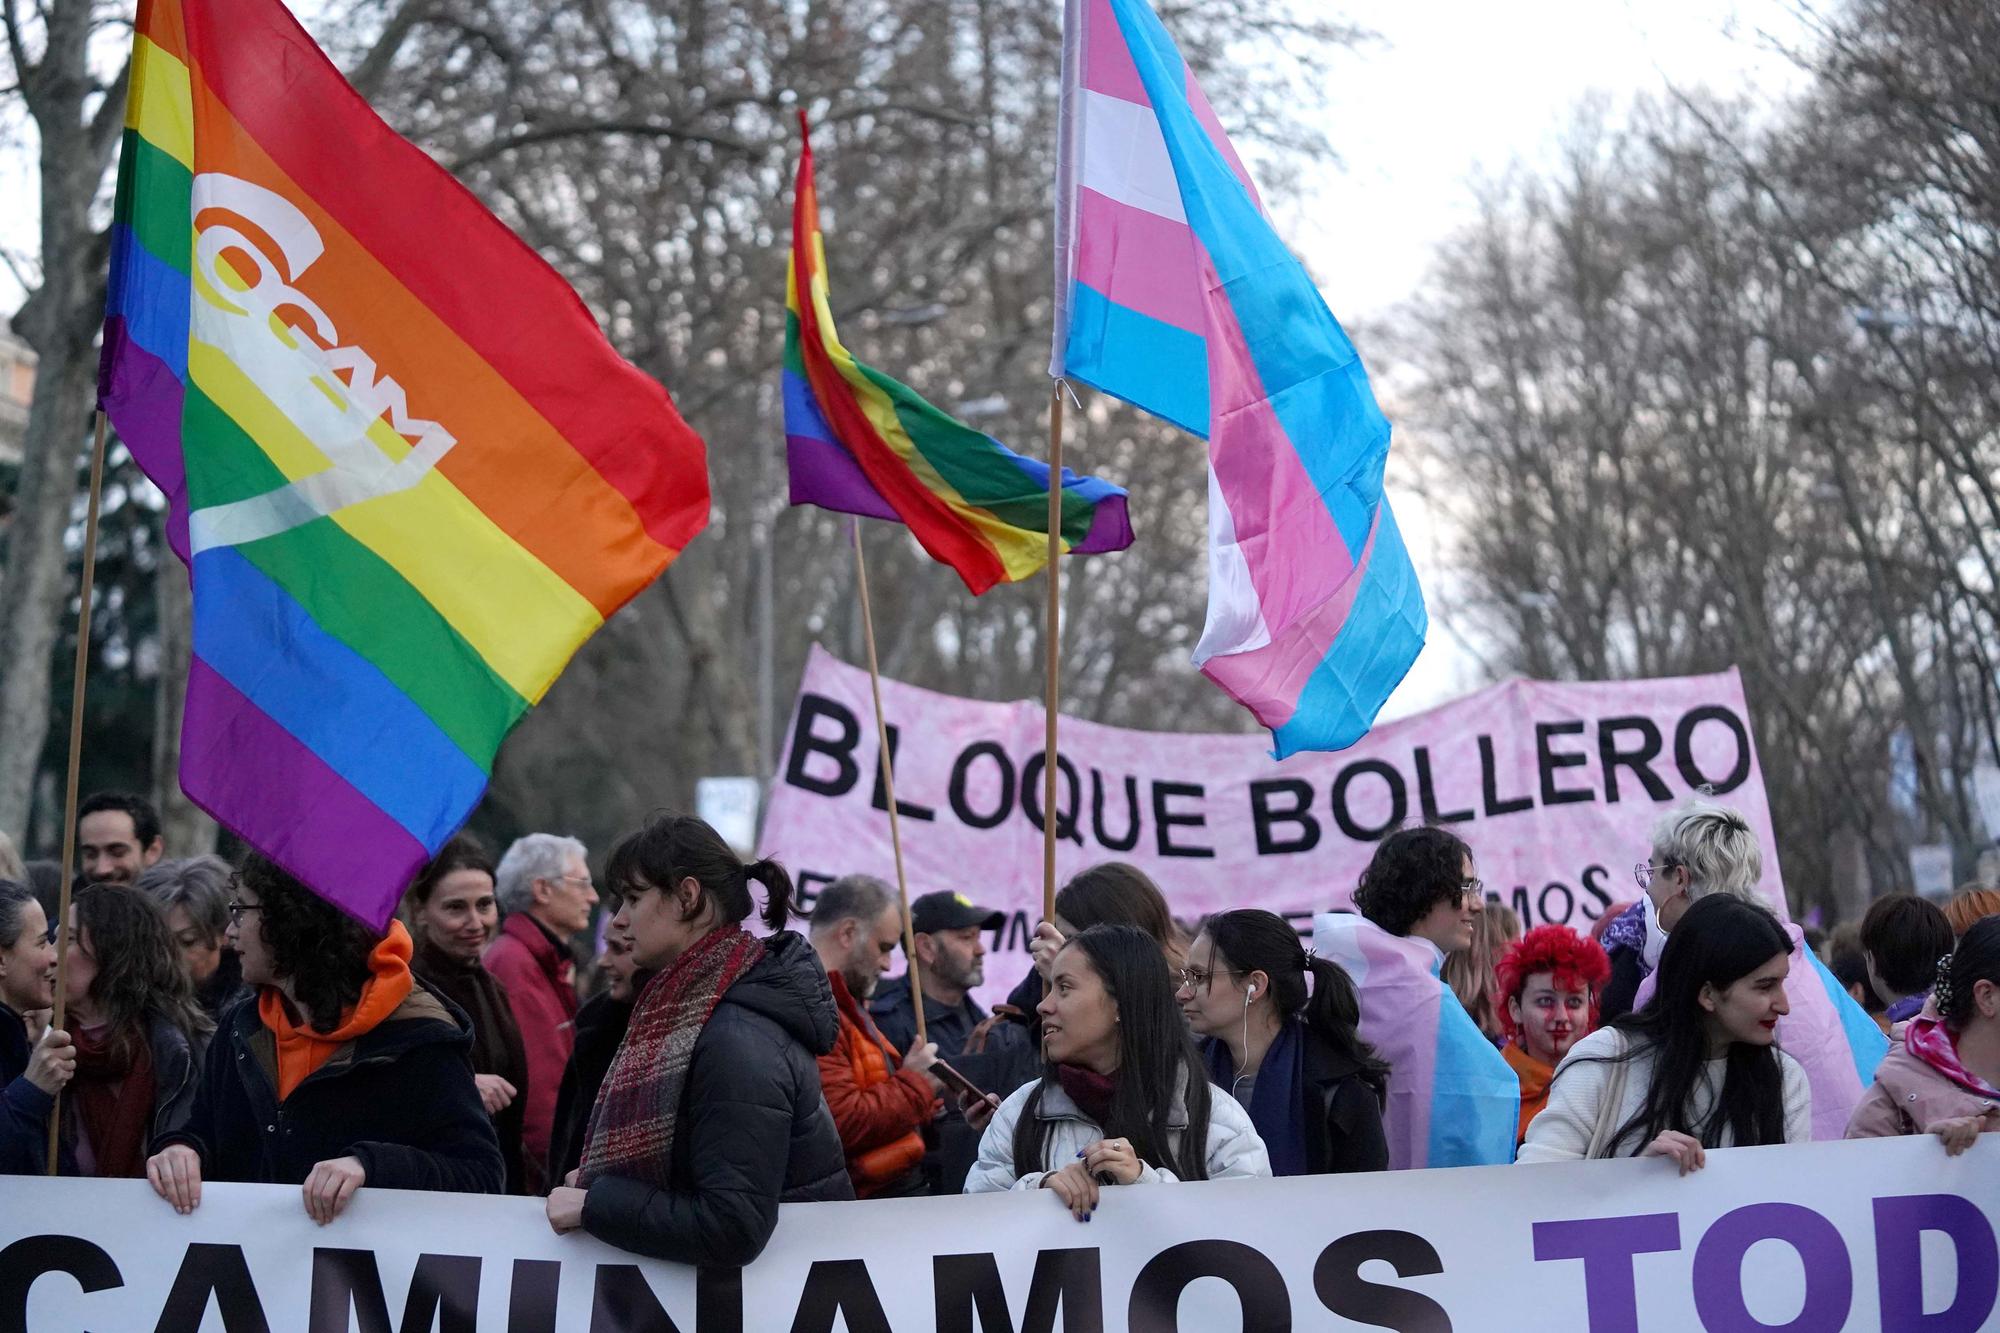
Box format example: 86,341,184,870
577,925,765,1190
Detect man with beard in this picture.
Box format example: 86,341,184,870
809,876,941,1198
872,890,1039,1191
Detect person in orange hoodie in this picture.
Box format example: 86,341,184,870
1495,925,1611,1148
808,875,942,1197
146,854,503,1222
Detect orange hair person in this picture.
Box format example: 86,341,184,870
1496,925,1612,1146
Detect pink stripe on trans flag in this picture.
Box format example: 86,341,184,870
1075,187,1205,333
1314,912,1441,1171
1203,508,1382,731
1082,0,1150,104
1193,242,1355,655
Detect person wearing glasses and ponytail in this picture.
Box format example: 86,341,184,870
1847,917,2000,1154
1177,909,1388,1174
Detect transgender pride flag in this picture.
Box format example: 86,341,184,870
1313,912,1521,1170
1051,0,1426,757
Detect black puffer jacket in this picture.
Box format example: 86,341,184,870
157,980,504,1194
581,931,853,1265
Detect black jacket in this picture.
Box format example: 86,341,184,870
869,973,1040,1192
581,931,853,1266
158,980,504,1194
548,986,635,1185
0,1004,74,1175
1300,1029,1390,1175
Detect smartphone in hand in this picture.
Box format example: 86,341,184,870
932,1059,987,1104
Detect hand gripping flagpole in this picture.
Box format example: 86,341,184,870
46,409,111,1174
849,522,927,1048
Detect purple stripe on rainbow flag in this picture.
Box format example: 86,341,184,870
182,659,429,927
98,317,191,560
783,367,899,522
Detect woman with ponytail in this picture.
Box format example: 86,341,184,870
1847,917,2000,1154
1178,909,1389,1174
544,815,850,1263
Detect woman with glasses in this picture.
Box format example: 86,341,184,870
967,924,1268,1215
145,855,503,1221
1519,894,1811,1166
1313,827,1521,1168
1609,798,1884,1140
1177,909,1388,1175
404,833,532,1194
0,880,74,1174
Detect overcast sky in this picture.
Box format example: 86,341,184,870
1,0,1814,715
1278,0,1810,716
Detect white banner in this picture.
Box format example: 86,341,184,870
2,1138,1995,1330
760,647,1785,1006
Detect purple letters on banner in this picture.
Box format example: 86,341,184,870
1873,1194,1999,1332
1531,1212,1681,1333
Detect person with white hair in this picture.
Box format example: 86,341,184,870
1612,797,1886,1141
485,832,597,1192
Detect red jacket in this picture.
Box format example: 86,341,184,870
817,969,937,1197
483,913,578,1192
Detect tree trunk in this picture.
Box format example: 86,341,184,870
0,344,96,841
152,556,217,856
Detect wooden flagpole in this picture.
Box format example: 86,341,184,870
1042,384,1065,926
46,409,111,1174
849,522,927,1047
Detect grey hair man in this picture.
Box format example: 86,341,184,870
486,832,595,1191
807,874,940,1199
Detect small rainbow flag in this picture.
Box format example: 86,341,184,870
784,118,1133,595
99,0,710,928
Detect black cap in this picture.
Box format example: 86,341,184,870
910,890,1005,935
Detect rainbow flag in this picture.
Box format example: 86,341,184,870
1050,0,1426,756
785,119,1132,595
99,0,709,928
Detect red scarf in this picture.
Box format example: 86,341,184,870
1055,1063,1118,1125
578,926,765,1189
70,1023,155,1178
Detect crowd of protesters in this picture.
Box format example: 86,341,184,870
0,788,1994,1267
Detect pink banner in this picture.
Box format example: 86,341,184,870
760,645,1784,1008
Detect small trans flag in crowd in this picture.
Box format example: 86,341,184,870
1051,0,1427,756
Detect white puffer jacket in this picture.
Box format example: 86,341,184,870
962,1071,1270,1193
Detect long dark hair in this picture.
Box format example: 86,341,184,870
1591,893,1792,1153
605,814,795,931
1056,863,1186,967
71,884,211,1059
1205,908,1388,1102
1934,917,2000,1029
1013,924,1212,1181
242,854,385,1032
